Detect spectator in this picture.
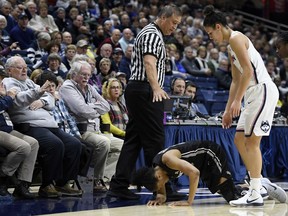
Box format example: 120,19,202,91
2,56,82,198
214,59,232,90
66,15,85,44
78,0,93,22
44,53,67,80
60,60,123,184
30,69,43,83
95,57,115,93
10,11,35,50
0,15,11,45
27,32,51,69
181,46,209,76
26,1,45,33
119,28,134,52
118,44,133,79
111,47,123,73
116,72,127,89
0,75,39,199
194,46,212,76
37,4,59,33
87,57,101,92
60,32,73,56
50,31,62,47
95,43,113,72
92,24,105,52
101,78,128,139
188,18,204,39
207,48,220,74
97,28,122,55
54,7,70,32
76,39,89,56
0,1,15,33
61,44,77,72
171,49,186,73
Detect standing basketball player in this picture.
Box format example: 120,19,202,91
203,5,286,206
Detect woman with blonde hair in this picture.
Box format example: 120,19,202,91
101,78,128,139
30,69,43,83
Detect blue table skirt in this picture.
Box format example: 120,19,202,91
137,125,288,186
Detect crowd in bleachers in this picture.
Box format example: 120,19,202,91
0,0,287,200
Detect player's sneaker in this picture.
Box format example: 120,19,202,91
260,186,269,200
229,189,263,207
242,180,269,200
261,178,287,203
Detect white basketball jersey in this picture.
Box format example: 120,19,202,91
227,31,271,87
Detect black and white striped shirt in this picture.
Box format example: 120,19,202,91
129,23,166,88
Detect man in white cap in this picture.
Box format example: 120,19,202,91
76,39,89,55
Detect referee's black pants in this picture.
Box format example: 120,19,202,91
110,81,165,190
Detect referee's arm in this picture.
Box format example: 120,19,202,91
143,54,169,102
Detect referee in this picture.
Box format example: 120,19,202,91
108,4,182,200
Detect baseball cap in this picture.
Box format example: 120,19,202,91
113,47,123,54
116,72,126,77
76,40,88,48
18,11,28,19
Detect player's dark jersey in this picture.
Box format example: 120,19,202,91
152,140,232,192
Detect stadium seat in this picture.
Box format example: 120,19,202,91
186,76,218,89
210,102,227,116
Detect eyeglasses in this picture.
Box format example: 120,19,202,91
79,73,91,78
110,86,120,90
11,66,28,71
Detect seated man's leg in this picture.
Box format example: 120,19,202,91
9,130,39,199
25,127,64,198
82,131,110,192
49,128,82,196
100,133,123,181
0,131,37,198
10,130,39,183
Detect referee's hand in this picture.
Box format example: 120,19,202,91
153,89,170,102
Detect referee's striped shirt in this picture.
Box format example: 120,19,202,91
129,22,166,88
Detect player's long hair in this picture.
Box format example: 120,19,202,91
131,167,158,192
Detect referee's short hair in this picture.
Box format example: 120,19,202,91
157,4,182,18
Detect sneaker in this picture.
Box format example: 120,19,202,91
229,189,263,207
54,183,82,197
260,186,269,200
38,184,61,198
0,176,10,196
93,179,108,193
241,186,269,200
261,177,287,203
13,181,36,199
107,188,140,200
